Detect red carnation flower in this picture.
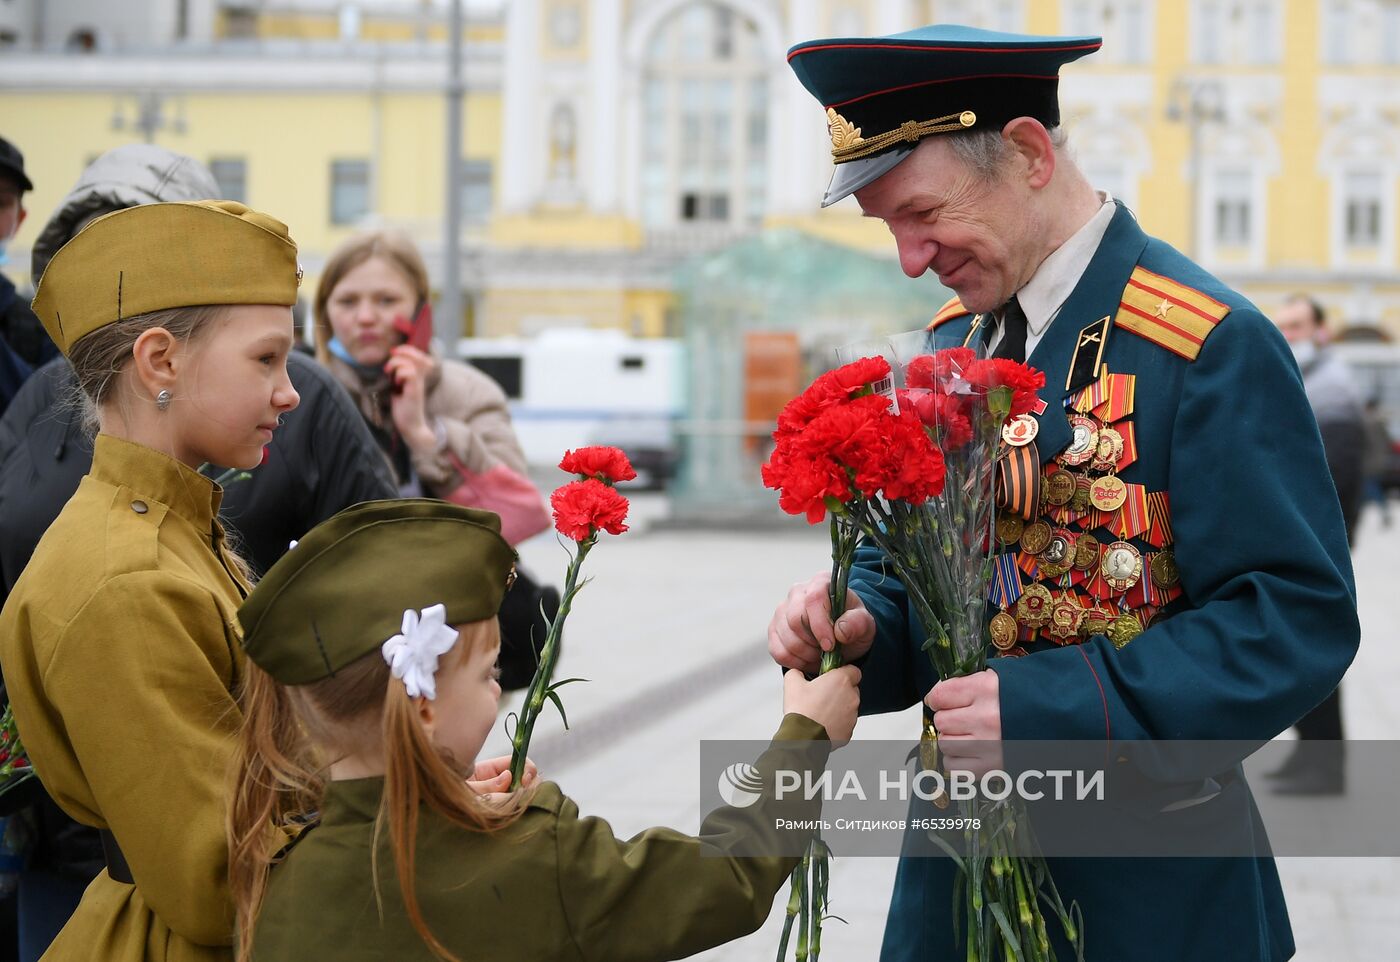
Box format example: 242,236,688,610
551,478,630,541
963,359,1047,418
558,446,637,484
775,356,891,438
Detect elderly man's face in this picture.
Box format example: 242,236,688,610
855,136,1037,314
1274,299,1320,346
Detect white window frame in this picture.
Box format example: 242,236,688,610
1200,163,1268,267
1330,165,1396,266
637,2,768,230
1059,1,1154,65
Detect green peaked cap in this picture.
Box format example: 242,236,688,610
239,499,518,685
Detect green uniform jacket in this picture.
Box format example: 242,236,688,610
251,714,831,962
852,205,1359,961
0,434,248,961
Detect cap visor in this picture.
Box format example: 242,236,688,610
820,147,913,208
0,163,32,193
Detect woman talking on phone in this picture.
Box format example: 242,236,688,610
314,232,539,524
314,232,552,688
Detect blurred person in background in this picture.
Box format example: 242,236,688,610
1270,293,1365,794
0,136,58,415
313,231,556,690
0,145,396,962
1362,397,1393,528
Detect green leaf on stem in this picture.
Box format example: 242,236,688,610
544,689,570,730
987,902,1025,962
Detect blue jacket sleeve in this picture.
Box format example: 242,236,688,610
847,541,923,715
993,308,1359,744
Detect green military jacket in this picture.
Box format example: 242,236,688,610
0,434,249,961
251,714,830,961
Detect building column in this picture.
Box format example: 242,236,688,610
588,0,622,212
501,0,541,213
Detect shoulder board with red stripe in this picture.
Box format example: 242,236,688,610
926,296,973,331
1114,267,1230,361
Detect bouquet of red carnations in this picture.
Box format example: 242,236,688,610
0,703,36,800
507,446,633,789
764,343,1083,962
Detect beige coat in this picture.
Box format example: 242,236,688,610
0,435,247,962
326,354,530,496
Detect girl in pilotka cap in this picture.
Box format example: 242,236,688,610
0,200,302,961
229,498,861,962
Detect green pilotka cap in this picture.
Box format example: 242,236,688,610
238,499,518,685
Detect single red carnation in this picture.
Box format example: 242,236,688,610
551,478,630,541
558,446,638,484
774,356,891,438
963,359,1046,418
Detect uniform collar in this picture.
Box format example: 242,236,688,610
320,777,385,825
89,434,223,529
1016,190,1116,340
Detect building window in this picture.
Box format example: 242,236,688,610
1062,2,1151,65
939,0,1025,32
1344,170,1384,247
640,2,768,229
1212,168,1253,246
329,160,370,225
209,158,246,203
460,159,492,226
1193,0,1278,65
1384,1,1400,62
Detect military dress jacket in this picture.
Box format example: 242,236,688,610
850,204,1359,962
251,714,830,962
0,434,249,961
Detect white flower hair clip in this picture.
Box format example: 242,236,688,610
381,603,459,700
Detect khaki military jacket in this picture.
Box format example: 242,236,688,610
0,434,249,961
251,714,831,962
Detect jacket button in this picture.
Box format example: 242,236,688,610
131,500,149,514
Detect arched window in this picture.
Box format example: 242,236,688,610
639,2,768,229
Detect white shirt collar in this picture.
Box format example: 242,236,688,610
1013,190,1116,342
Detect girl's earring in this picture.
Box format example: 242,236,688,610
155,390,172,411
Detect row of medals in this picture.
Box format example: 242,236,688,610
990,412,1180,654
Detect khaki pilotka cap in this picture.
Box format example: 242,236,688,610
239,499,518,686
31,200,301,356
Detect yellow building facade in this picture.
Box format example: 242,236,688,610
3,0,1400,340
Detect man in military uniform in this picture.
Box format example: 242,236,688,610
767,24,1358,961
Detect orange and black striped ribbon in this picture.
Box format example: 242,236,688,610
995,441,1040,520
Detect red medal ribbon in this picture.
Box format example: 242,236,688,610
1115,420,1138,472
1114,484,1151,539
1098,373,1136,423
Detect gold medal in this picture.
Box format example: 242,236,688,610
995,513,1026,546
1048,593,1085,642
1020,520,1053,555
1080,604,1113,638
1074,533,1100,570
1100,540,1143,592
1092,427,1125,472
1061,415,1098,466
1089,475,1128,512
1045,468,1076,506
1016,583,1053,627
1040,474,1052,504
990,611,1019,651
1002,413,1039,447
1108,612,1144,648
1150,549,1181,588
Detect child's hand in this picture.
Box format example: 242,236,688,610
468,754,539,794
782,666,861,748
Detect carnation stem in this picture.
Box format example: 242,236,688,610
509,535,594,789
